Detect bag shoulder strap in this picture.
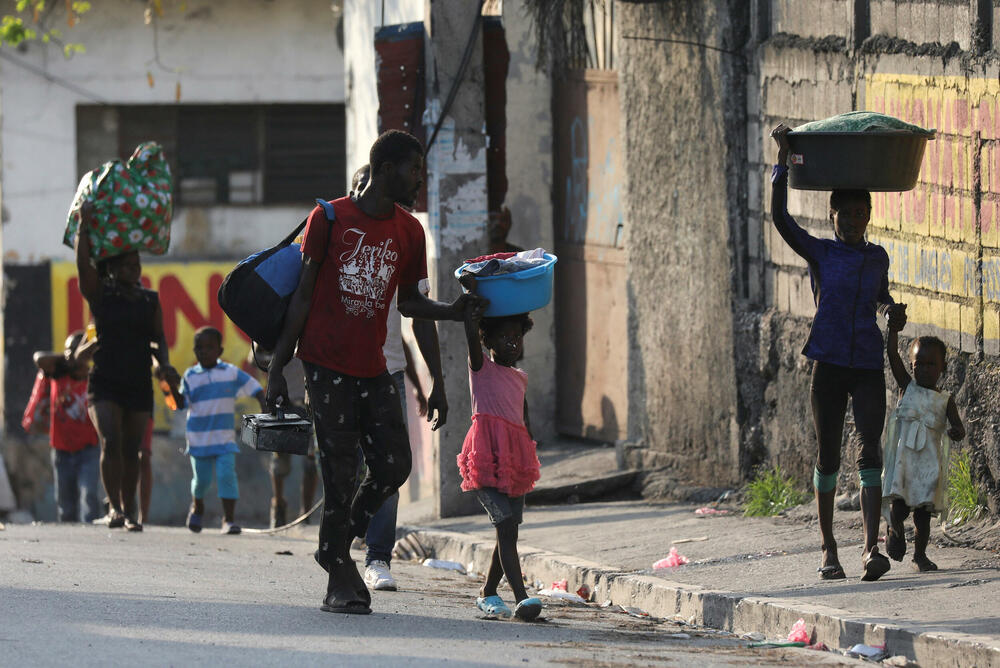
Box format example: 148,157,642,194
279,198,337,249
306,198,337,266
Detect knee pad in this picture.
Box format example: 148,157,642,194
859,467,882,488
813,467,838,493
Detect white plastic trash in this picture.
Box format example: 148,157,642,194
422,558,466,574
536,588,587,603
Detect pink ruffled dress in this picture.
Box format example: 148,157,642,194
456,354,540,498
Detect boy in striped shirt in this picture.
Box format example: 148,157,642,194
181,326,265,534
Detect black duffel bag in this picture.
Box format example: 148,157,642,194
218,199,335,351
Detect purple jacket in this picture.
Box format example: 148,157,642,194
770,165,893,370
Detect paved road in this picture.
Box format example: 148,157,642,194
0,523,865,667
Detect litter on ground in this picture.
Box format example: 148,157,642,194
786,618,810,643
671,536,708,544
694,507,730,515
749,641,807,649
619,605,649,617
536,588,587,603
422,558,466,574
653,547,689,569
846,644,887,659
551,579,568,591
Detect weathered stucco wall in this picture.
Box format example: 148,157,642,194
620,1,749,486
503,0,557,443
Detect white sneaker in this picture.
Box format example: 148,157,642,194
364,560,397,591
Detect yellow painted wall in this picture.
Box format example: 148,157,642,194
50,262,259,429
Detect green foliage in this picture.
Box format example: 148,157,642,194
743,466,808,517
1,15,36,45
949,450,987,525
1,0,89,57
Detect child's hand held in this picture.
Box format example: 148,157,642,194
887,303,907,332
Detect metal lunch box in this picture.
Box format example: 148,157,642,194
241,407,313,456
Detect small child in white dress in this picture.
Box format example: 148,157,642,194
883,323,966,572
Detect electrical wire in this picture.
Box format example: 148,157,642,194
424,0,487,154
242,494,324,535
621,34,744,57
0,49,107,103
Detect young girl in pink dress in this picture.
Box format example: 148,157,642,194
457,304,542,621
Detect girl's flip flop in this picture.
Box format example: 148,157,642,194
476,595,512,619
514,597,543,621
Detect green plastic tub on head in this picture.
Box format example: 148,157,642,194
786,111,936,192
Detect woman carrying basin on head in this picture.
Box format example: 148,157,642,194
769,123,907,582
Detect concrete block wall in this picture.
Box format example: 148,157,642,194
870,0,974,50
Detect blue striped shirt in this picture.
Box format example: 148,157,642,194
180,361,261,457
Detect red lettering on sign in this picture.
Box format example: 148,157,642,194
158,273,241,346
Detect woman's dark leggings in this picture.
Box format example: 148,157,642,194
810,361,885,491
304,362,412,569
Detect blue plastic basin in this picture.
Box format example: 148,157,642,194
454,253,558,317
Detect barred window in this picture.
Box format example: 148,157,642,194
76,104,345,205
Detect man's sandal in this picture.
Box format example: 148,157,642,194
321,593,371,615
476,595,512,619
861,546,891,581
514,597,543,621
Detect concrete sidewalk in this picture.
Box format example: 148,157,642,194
399,497,1000,667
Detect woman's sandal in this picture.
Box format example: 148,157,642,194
817,564,846,580
818,544,846,580
886,527,906,562
514,597,543,621
476,595,512,619
861,546,891,581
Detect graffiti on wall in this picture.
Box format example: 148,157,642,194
51,262,256,429
562,115,624,248
864,72,1000,350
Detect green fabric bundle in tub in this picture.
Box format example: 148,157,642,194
787,112,935,191
64,142,173,260
794,111,935,136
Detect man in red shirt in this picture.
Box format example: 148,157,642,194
266,130,486,615
33,331,101,522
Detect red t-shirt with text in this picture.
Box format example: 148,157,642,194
50,376,98,452
297,197,428,377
